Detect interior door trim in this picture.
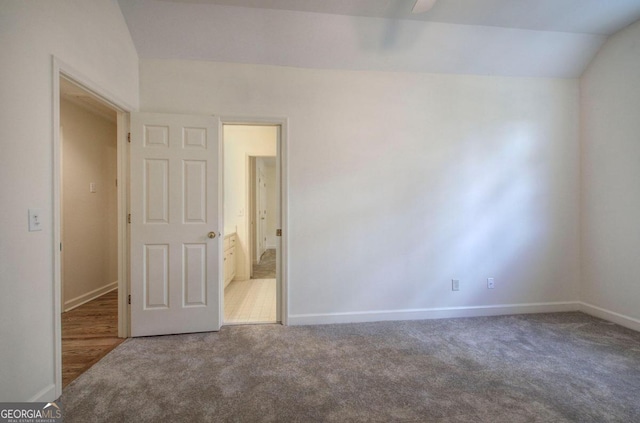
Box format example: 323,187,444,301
52,55,133,399
219,116,289,326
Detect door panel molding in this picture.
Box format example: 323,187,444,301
130,112,221,337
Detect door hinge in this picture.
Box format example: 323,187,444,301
128,294,131,305
127,132,131,143
276,229,282,237
60,242,62,251
127,214,131,224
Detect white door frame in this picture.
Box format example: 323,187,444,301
52,56,133,398
257,160,267,260
248,155,271,271
220,117,289,325
248,156,256,275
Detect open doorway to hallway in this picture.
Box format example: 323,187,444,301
223,125,280,324
59,77,123,386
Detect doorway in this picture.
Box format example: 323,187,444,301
53,60,131,396
223,125,281,324
59,77,123,387
251,156,277,279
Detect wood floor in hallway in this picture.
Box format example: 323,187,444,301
62,290,123,388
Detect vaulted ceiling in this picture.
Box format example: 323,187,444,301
119,0,640,77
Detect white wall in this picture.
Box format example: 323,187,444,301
142,59,580,323
224,126,277,279
61,99,117,310
264,160,277,249
580,19,640,325
0,1,138,401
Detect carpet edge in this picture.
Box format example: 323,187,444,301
289,301,580,325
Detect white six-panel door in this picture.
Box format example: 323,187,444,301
130,113,221,337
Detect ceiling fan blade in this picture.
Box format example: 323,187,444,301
411,0,437,14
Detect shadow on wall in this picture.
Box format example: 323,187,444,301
296,121,551,312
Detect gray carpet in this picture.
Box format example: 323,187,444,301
61,312,640,422
252,248,276,279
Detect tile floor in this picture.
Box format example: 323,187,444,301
224,278,277,324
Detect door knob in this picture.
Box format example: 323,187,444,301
207,232,216,239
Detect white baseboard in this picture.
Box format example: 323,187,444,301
288,301,580,326
64,281,117,312
29,383,56,402
579,302,640,332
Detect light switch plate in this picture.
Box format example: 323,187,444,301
28,208,43,232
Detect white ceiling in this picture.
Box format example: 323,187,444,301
118,0,640,77
163,0,640,35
